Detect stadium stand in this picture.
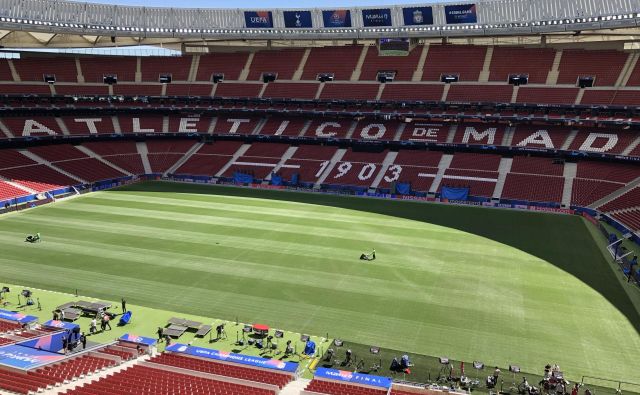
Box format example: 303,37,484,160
222,142,291,179
359,44,422,81
79,56,137,83
516,87,579,104
247,48,305,81
488,47,556,84
146,140,197,173
64,364,276,395
175,140,244,176
277,145,339,185
0,84,52,95
379,83,444,101
421,45,487,82
262,82,320,100
301,46,362,81
140,56,192,82
598,187,640,213
196,52,251,82
446,84,513,103
556,49,628,86
319,83,380,100
149,352,294,388
13,56,78,82
323,149,389,188
502,173,565,203
304,379,387,395
215,82,263,98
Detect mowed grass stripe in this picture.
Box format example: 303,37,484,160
12,211,533,277
48,200,494,256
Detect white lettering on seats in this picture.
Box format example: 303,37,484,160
22,120,56,136
578,133,619,153
178,117,199,133
410,127,440,142
462,126,497,144
360,124,386,140
384,164,403,182
315,122,341,137
74,118,102,134
516,130,554,148
133,118,154,133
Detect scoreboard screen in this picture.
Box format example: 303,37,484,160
379,38,410,56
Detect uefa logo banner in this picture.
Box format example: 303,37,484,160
444,4,477,24
361,8,392,27
402,6,434,26
244,11,274,28
322,10,352,28
283,11,312,28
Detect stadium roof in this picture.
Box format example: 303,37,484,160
0,0,639,49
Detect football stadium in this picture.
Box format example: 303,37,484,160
0,0,638,393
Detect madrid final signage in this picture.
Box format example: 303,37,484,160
402,6,434,26
244,11,274,28
283,10,313,28
445,4,478,24
362,8,392,27
323,10,352,28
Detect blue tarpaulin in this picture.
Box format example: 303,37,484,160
395,182,411,195
271,174,283,186
233,172,254,184
304,340,316,356
442,186,469,200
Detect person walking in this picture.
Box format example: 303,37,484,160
103,314,111,331
157,327,164,342
90,318,97,334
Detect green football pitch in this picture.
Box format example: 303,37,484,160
0,181,638,382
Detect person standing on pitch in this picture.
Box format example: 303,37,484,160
121,298,127,313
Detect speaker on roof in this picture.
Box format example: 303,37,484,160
159,74,172,84
212,73,224,83
508,74,528,86
577,76,594,88
440,74,459,83
103,74,118,85
43,74,56,84
262,72,277,83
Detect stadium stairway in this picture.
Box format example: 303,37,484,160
0,177,37,195
164,142,204,176
621,134,640,156
75,145,133,176
562,162,577,207
589,174,640,209
492,157,513,199
370,151,398,189
265,146,298,182
314,148,347,188
280,377,311,395
19,150,87,184
429,154,454,194
56,352,150,394
136,142,152,174
215,144,251,177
